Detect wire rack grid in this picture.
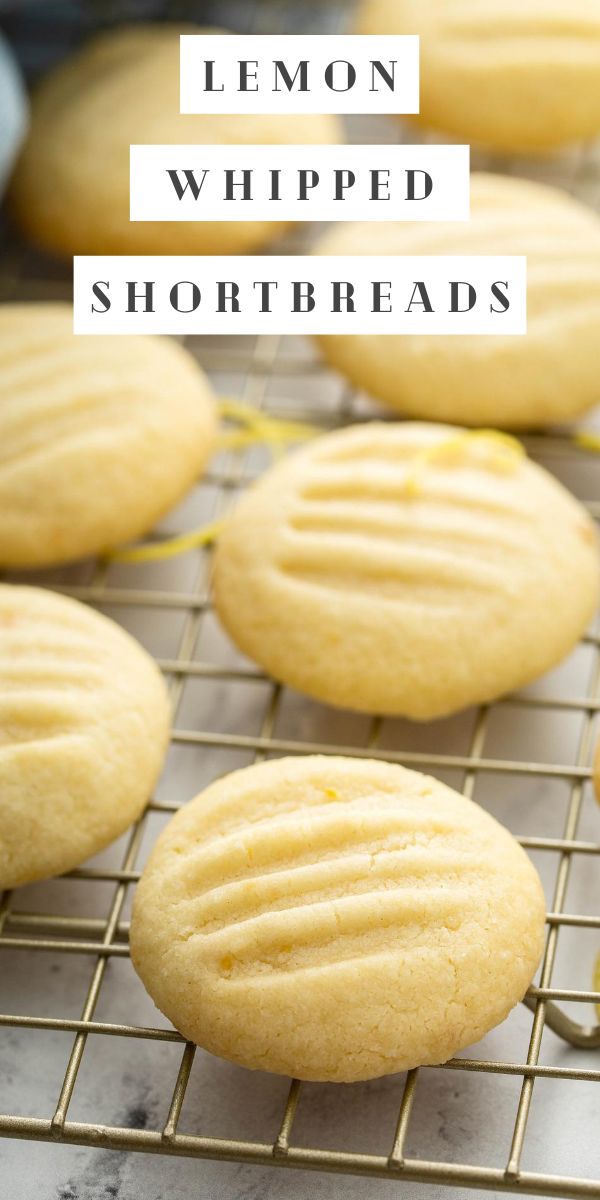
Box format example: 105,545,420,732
1,2,600,1198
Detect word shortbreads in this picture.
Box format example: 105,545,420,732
179,35,420,114
73,256,527,336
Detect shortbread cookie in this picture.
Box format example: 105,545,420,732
0,303,217,567
357,0,600,152
213,422,600,719
10,24,341,258
0,585,170,888
130,755,546,1082
314,174,600,429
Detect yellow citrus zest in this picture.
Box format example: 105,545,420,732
217,398,318,459
574,430,600,455
107,517,227,564
404,429,526,498
106,400,317,564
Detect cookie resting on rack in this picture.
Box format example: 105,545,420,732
0,303,217,567
356,0,600,152
0,585,170,888
213,421,600,720
10,23,341,258
130,755,546,1082
313,174,600,430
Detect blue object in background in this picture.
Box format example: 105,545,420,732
0,29,28,201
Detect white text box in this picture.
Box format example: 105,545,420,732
74,256,527,336
180,35,419,115
130,144,470,223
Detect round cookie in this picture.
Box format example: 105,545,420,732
0,584,170,888
314,174,600,429
356,0,600,152
130,755,546,1082
10,24,341,259
213,422,600,720
0,302,217,567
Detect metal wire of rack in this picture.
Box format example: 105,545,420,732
1,2,600,1197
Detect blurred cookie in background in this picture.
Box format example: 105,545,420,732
356,0,600,153
9,23,342,258
314,174,600,429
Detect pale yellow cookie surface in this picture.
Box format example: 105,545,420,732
130,755,546,1082
0,585,170,888
314,174,600,429
10,24,341,258
213,422,600,719
0,303,217,567
356,0,600,151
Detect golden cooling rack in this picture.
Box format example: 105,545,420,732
0,274,599,1198
1,1,600,1196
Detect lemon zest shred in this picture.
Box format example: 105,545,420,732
105,400,317,564
217,398,318,458
404,429,525,498
108,517,227,564
574,431,600,455
217,429,263,451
